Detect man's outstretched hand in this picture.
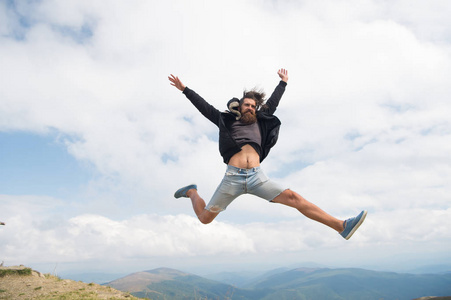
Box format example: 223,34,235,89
277,68,288,83
169,74,186,91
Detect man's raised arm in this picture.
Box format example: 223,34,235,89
261,68,288,115
168,74,221,126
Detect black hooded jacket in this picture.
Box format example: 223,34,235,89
182,81,287,164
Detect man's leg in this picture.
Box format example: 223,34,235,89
174,184,219,224
186,189,219,224
272,189,345,232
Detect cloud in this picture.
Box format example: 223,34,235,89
2,197,450,270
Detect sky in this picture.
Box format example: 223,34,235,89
1,0,451,279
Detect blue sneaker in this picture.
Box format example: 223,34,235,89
174,184,197,199
340,210,367,240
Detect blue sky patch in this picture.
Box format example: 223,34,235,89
52,23,94,44
0,131,93,198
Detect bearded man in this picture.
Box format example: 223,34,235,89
168,69,366,240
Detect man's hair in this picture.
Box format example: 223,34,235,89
240,88,266,109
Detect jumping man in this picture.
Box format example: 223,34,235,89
168,69,367,240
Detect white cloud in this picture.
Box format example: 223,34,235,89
2,197,450,271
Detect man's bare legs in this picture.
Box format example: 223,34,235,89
272,189,345,233
186,189,219,224
182,187,355,235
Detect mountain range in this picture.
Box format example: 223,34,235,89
106,266,451,300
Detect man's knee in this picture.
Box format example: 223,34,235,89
199,215,214,224
276,189,301,206
198,210,219,224
284,189,297,199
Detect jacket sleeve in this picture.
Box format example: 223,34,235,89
261,81,287,115
183,87,221,126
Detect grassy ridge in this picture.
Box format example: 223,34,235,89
0,268,32,277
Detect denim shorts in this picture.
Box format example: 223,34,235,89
205,165,287,213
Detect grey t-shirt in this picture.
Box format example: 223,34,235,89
230,120,262,158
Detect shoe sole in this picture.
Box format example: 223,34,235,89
344,210,368,240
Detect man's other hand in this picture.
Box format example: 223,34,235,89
277,68,288,83
169,74,186,91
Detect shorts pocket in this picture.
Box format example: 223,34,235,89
255,170,269,184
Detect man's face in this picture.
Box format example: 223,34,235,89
239,98,257,124
240,98,256,113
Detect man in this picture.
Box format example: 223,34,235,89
168,69,366,240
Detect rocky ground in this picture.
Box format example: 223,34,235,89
0,265,143,300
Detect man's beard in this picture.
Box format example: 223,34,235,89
240,111,257,124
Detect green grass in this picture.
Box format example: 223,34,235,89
0,268,32,277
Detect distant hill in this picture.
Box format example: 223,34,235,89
204,267,291,287
243,267,451,299
107,267,451,300
106,267,242,299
